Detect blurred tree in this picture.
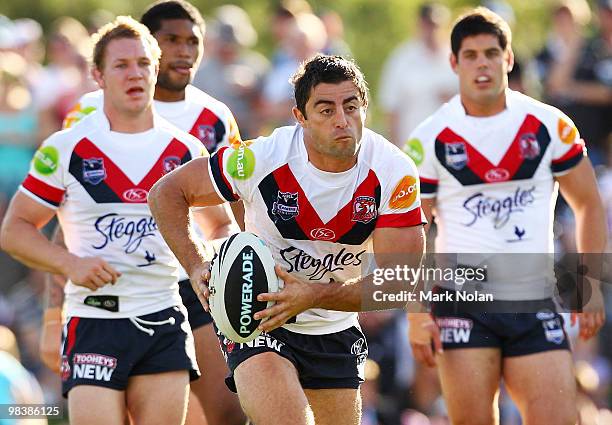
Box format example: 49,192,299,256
0,0,560,131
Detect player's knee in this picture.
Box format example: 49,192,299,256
523,402,577,425
205,404,246,425
449,410,496,425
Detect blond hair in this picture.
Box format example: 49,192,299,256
91,15,161,70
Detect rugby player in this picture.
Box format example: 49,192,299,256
405,8,607,425
148,55,426,425
0,16,207,425
38,2,246,424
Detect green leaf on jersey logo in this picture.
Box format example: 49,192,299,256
227,145,255,180
402,138,424,166
33,146,59,175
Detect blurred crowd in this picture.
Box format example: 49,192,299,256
0,0,610,424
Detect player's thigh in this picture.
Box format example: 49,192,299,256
503,350,576,425
234,352,314,425
184,391,207,425
127,370,190,425
437,347,502,425
304,388,361,425
190,323,245,425
68,385,126,425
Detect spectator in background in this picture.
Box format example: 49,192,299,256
0,51,38,218
546,0,612,165
193,5,268,140
379,3,456,148
269,0,312,68
533,0,592,104
260,12,327,130
320,10,352,58
35,17,96,137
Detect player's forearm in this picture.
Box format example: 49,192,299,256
44,274,66,309
148,178,207,276
43,225,67,309
574,202,607,253
314,257,425,312
0,217,76,275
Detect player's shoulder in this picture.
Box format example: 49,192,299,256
155,115,204,151
509,89,573,122
62,89,104,129
361,127,418,174
410,98,456,144
186,85,232,117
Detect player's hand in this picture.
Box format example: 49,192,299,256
39,307,63,374
571,285,606,340
408,313,443,367
254,266,318,332
189,262,211,311
64,256,121,290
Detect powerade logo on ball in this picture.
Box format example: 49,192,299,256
226,247,267,337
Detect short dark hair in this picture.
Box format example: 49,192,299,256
291,54,369,118
450,7,512,57
140,0,205,35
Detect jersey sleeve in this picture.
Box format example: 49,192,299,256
402,125,439,199
19,135,67,210
550,113,585,176
208,137,266,203
376,148,426,228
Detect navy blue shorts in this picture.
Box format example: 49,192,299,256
179,279,213,329
431,288,570,356
216,325,368,393
60,306,200,397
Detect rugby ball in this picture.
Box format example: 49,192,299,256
208,232,280,343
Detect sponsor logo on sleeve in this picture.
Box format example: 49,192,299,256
227,145,255,180
403,138,425,166
62,104,97,128
558,118,577,145
389,176,418,209
34,146,59,175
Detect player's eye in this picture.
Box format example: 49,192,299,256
188,38,199,45
320,109,333,115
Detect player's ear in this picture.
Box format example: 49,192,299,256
292,106,306,125
450,52,458,74
506,48,515,73
92,67,105,89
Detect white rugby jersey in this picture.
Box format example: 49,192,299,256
20,112,205,318
209,125,425,334
63,85,241,281
405,90,585,299
63,85,242,151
